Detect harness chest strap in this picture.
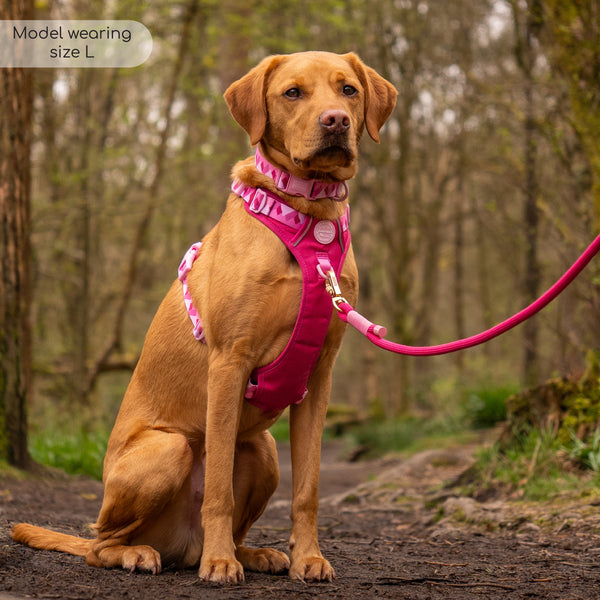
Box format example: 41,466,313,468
239,183,350,411
178,182,351,412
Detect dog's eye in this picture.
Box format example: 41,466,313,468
284,87,301,99
342,85,358,97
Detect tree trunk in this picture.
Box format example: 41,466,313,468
511,0,542,386
473,196,493,358
543,0,600,234
542,0,600,355
522,81,540,386
0,0,34,468
453,181,466,373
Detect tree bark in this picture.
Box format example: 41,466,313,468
0,0,34,468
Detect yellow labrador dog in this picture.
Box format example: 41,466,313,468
12,51,397,583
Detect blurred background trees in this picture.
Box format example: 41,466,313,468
1,0,598,465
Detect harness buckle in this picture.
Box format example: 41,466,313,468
249,189,269,214
324,269,348,312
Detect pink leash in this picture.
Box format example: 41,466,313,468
324,233,600,357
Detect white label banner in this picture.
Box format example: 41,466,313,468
0,20,153,68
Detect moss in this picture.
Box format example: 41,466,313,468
558,393,600,445
499,352,600,475
556,354,600,446
503,360,600,453
452,508,467,523
342,493,360,505
582,350,600,388
502,378,577,446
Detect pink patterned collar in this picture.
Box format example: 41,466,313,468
255,147,348,201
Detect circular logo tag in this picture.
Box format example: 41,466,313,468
314,220,336,245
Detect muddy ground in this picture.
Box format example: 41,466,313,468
2,439,600,599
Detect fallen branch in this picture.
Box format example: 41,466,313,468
424,560,468,567
376,576,517,591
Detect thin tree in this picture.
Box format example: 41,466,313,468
511,0,543,386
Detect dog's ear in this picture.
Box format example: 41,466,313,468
344,53,397,143
224,55,285,146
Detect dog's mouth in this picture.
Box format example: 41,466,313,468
293,140,356,174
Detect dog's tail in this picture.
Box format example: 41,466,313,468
11,523,93,557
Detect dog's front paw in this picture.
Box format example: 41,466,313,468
199,556,244,584
289,556,335,582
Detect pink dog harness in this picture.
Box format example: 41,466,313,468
178,148,351,412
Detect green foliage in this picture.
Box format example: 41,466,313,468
348,416,424,454
326,382,518,458
343,413,474,458
30,427,108,480
269,417,290,442
563,429,600,472
463,384,516,428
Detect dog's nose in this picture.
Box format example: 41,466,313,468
319,110,350,134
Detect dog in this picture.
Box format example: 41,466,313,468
12,51,397,584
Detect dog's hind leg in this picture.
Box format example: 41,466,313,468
87,428,194,574
233,430,290,574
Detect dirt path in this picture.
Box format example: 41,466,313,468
2,440,600,599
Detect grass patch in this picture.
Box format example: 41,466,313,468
340,412,477,458
349,416,423,453
340,382,517,459
29,427,109,480
0,459,30,479
565,428,600,471
463,383,517,428
269,417,290,442
469,428,600,501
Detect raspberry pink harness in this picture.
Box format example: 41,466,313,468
178,148,351,412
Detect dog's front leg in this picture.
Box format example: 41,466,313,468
288,368,335,582
199,353,245,584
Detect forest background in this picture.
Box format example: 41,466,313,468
1,0,599,475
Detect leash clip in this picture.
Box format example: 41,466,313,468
324,269,347,312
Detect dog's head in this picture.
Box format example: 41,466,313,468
224,51,397,182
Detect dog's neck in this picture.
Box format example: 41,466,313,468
231,148,350,221
255,147,348,201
